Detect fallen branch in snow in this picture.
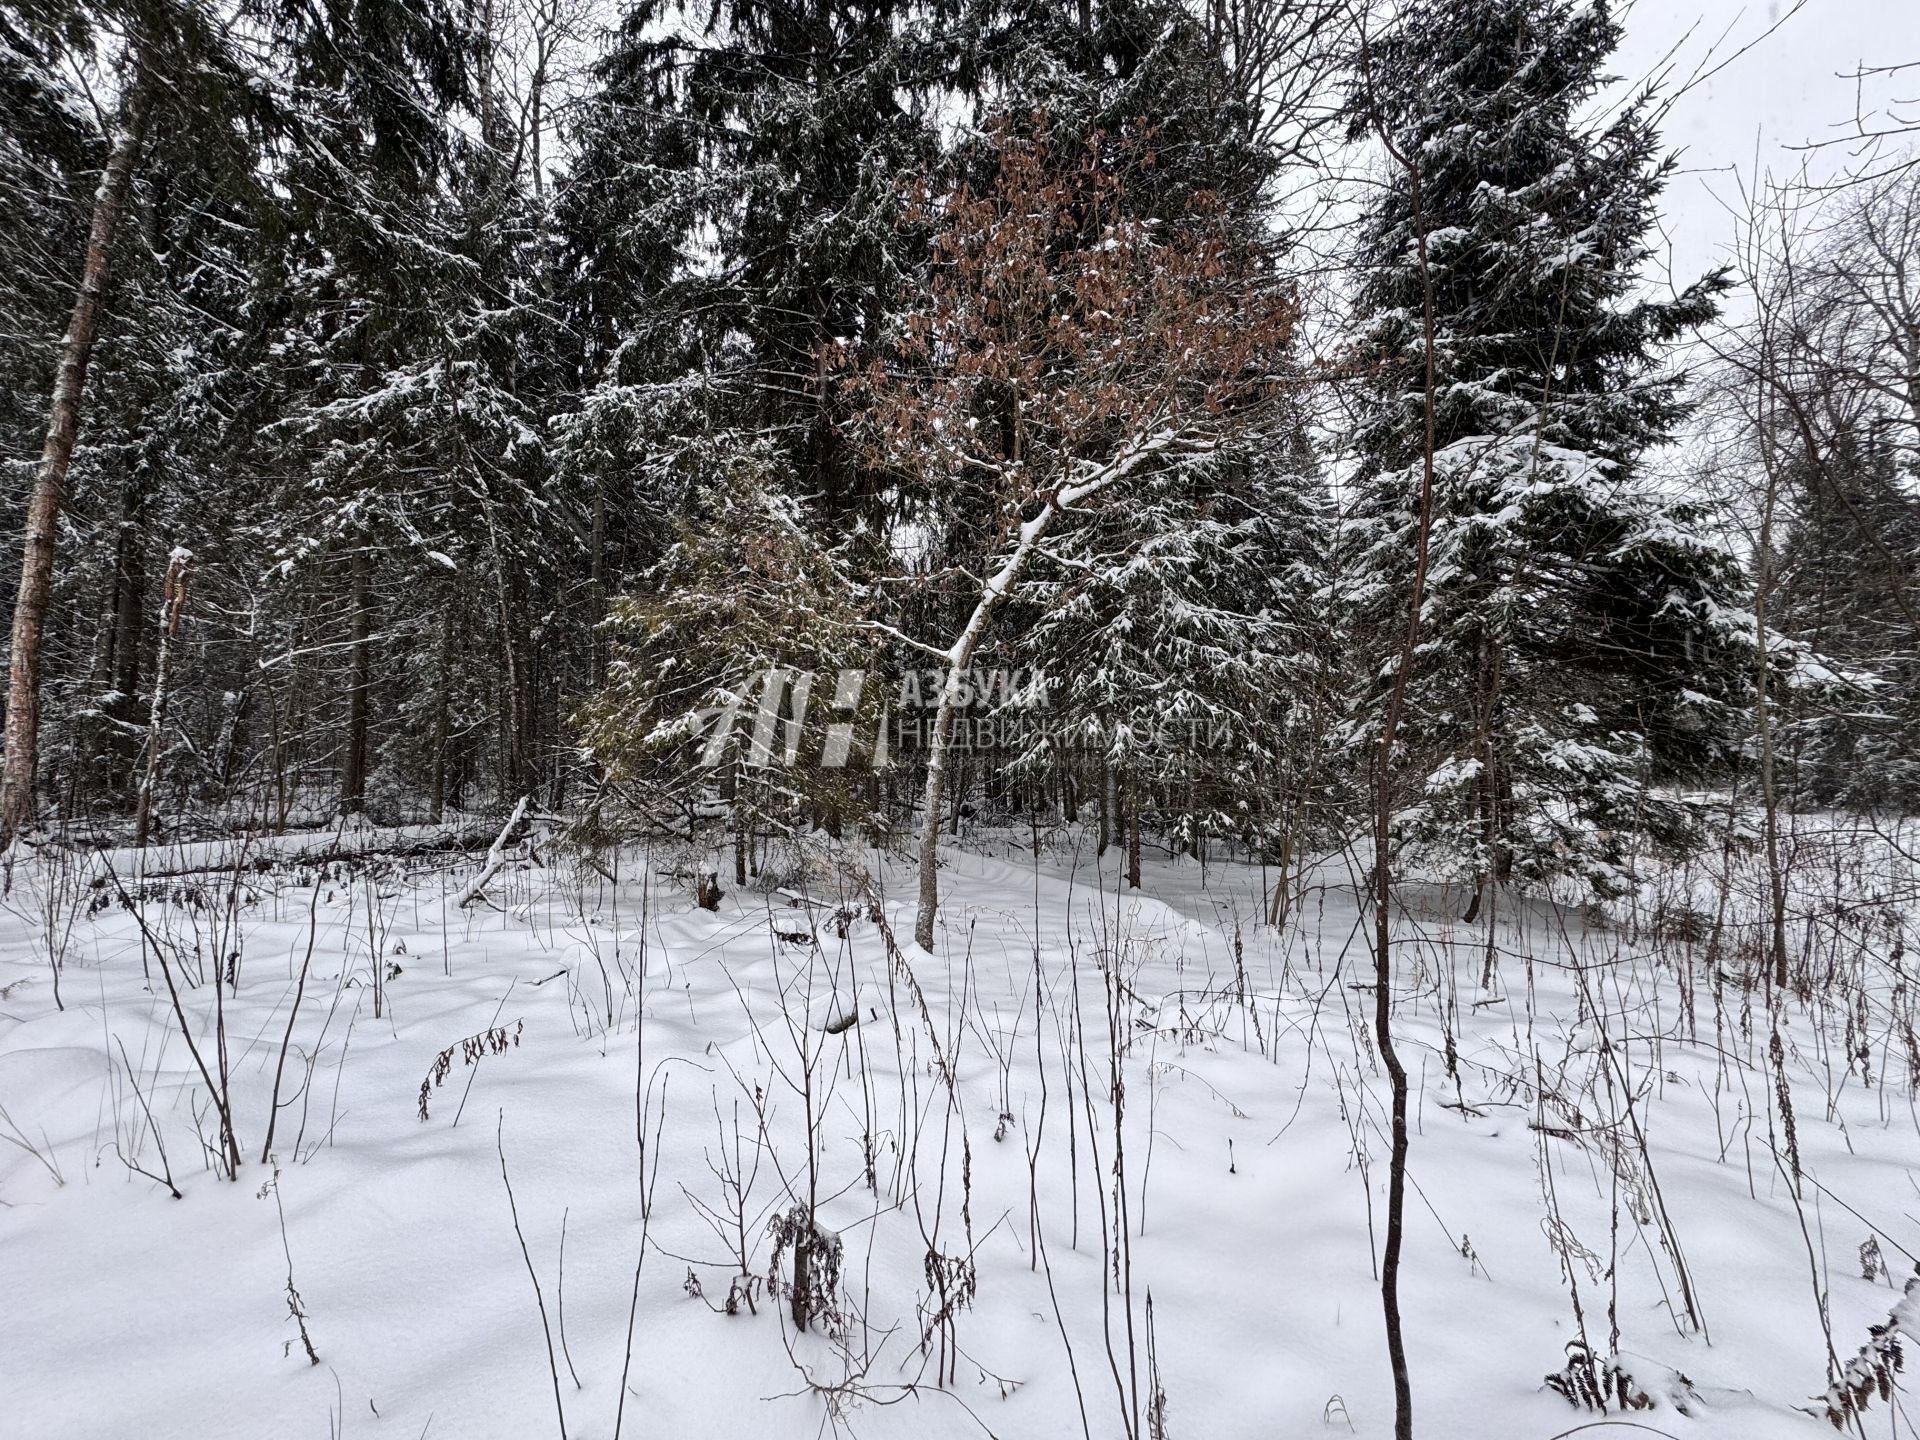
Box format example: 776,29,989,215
456,796,531,909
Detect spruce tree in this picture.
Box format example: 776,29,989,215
1008,431,1332,867
559,0,941,530
1344,0,1754,905
560,0,952,850
1775,424,1920,808
257,0,583,818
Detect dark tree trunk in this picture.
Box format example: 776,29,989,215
109,512,146,702
587,477,607,687
497,554,534,804
1126,775,1142,890
1098,758,1114,855
81,474,147,805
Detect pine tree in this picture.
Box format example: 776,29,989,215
1344,0,1753,906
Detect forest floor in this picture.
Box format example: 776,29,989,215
2,818,1918,1439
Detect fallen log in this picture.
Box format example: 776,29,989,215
456,796,531,909
80,820,500,886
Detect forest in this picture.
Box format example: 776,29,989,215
3,0,1919,1436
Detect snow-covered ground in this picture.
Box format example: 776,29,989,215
3,824,1918,1439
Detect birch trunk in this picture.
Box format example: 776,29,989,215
428,603,454,824
911,435,1183,951
341,548,373,815
133,550,192,847
913,500,1062,950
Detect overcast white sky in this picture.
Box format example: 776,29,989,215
1611,0,1917,284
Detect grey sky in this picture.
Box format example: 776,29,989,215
1612,0,1917,284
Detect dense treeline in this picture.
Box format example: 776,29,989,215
0,0,1914,888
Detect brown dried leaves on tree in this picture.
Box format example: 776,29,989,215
847,118,1299,532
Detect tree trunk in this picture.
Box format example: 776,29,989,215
269,666,292,831
1754,404,1791,991
108,491,147,678
340,548,373,815
1463,639,1506,925
1098,756,1114,855
1126,774,1142,889
497,553,534,804
133,549,191,846
909,439,1172,950
0,81,151,844
517,574,538,797
1268,824,1294,927
82,473,146,805
428,601,454,824
587,477,607,686
914,679,967,952
949,752,966,835
733,763,749,888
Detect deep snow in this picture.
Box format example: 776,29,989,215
2,823,1917,1439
